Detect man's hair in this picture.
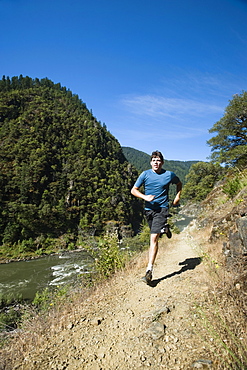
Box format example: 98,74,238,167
151,150,164,162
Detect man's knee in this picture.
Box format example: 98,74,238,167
150,233,160,243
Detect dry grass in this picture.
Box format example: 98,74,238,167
190,226,247,369
195,266,247,369
185,179,247,369
0,284,93,370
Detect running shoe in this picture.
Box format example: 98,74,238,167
142,270,152,285
165,224,172,239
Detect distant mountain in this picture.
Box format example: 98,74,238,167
122,146,198,188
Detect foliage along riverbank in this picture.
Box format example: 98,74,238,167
0,238,83,264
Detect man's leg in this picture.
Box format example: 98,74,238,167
143,233,160,284
148,208,168,267
148,233,160,266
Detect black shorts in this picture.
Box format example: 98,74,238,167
144,208,169,234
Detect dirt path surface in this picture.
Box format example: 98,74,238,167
15,227,213,370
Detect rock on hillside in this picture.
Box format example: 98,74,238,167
186,180,247,266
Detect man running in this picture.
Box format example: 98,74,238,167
131,150,182,284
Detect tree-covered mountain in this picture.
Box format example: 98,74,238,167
122,146,198,186
0,75,142,249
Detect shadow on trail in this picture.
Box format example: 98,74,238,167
149,257,202,288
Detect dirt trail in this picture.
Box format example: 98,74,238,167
15,227,213,370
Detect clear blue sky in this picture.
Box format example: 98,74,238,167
1,0,247,161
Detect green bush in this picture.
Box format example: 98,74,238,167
18,238,35,253
32,287,51,311
0,292,23,309
137,224,150,245
85,233,127,279
0,308,20,331
182,162,224,201
32,285,71,312
222,177,241,199
0,293,24,332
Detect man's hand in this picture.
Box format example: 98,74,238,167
144,194,155,202
173,181,182,206
172,195,180,206
131,186,155,202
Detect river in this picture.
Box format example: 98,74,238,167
0,250,93,301
0,215,193,301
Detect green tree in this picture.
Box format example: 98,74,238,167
182,162,224,201
207,92,247,167
0,75,142,247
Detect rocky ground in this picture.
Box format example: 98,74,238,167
6,223,218,370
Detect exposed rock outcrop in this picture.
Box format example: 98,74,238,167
196,185,247,266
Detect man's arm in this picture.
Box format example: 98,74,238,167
173,181,182,205
131,186,155,202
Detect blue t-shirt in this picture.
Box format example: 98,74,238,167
134,169,180,210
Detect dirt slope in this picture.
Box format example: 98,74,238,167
12,226,214,370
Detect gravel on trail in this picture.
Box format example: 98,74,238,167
12,226,214,370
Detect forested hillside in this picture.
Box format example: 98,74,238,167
0,76,142,250
122,146,197,186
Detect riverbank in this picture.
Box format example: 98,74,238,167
2,220,246,370
0,245,87,265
